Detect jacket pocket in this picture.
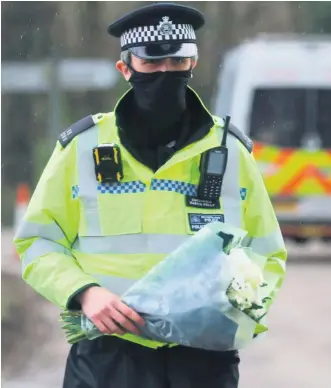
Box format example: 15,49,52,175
78,181,145,237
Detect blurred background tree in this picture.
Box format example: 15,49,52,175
2,1,331,226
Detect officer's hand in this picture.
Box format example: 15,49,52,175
79,286,145,336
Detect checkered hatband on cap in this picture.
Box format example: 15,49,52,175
120,16,196,49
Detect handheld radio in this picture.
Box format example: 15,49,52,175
197,115,231,200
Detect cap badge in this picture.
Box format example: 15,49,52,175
158,16,174,36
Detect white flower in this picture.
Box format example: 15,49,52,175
229,281,255,307
225,248,268,321
227,248,264,289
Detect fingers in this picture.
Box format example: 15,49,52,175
92,315,125,336
84,292,145,337
115,300,145,327
109,307,140,335
102,315,125,335
92,318,110,335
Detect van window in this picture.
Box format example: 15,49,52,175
249,88,331,148
317,90,331,148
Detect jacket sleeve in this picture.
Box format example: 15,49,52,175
242,146,287,314
13,140,99,310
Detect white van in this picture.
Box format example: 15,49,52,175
213,34,331,243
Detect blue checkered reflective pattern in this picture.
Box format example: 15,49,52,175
151,179,197,196
72,185,79,199
240,188,247,200
97,181,146,194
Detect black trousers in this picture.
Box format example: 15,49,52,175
63,336,240,388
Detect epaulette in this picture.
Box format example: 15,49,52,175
228,123,253,153
58,114,96,148
214,116,253,153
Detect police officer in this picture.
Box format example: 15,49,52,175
14,3,287,388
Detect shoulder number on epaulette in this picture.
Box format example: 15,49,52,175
58,114,95,148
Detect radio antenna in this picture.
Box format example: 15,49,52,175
221,115,231,147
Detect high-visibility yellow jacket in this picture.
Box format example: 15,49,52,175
14,89,287,349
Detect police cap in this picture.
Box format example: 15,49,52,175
107,2,205,60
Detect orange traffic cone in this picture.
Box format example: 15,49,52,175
13,183,30,259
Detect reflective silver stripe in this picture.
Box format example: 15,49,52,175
244,231,285,256
222,132,241,228
15,221,66,241
72,234,191,255
92,273,136,296
22,239,73,268
77,125,102,235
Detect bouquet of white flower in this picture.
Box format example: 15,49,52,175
60,222,284,350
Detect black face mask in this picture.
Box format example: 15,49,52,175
128,67,192,133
